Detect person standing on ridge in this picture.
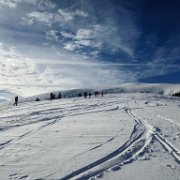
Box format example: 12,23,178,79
14,96,18,106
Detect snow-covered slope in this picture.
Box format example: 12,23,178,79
1,83,180,107
15,83,180,103
0,92,179,180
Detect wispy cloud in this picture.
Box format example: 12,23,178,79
0,0,145,96
58,9,88,21
0,0,56,9
63,42,80,51
145,33,180,78
0,42,132,96
0,0,17,8
23,8,88,27
20,1,140,59
0,0,179,96
25,11,54,25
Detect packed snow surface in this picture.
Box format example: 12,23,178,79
0,92,180,180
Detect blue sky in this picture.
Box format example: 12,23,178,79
0,0,180,96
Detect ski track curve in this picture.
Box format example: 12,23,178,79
127,101,180,164
58,106,152,179
59,99,180,180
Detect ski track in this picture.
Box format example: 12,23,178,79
73,136,118,159
156,114,180,127
59,99,180,179
141,101,180,127
0,99,121,133
0,139,13,150
127,106,180,163
0,99,120,152
59,122,146,180
58,106,150,179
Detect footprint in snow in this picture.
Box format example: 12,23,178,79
19,175,29,179
96,172,104,178
110,165,121,171
166,164,176,169
9,173,17,177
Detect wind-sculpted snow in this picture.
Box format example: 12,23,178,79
0,93,180,180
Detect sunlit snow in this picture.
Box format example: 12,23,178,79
0,87,180,179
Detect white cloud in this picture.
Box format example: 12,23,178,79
37,0,56,11
26,11,54,25
0,1,149,93
75,40,102,49
75,40,92,46
58,9,88,22
0,42,131,96
74,10,88,17
60,29,96,41
63,42,80,51
24,8,88,26
0,0,56,9
62,39,102,51
90,50,100,57
75,28,94,40
58,9,74,22
59,27,103,51
60,31,74,39
46,30,60,41
20,1,138,58
0,0,16,8
45,27,103,51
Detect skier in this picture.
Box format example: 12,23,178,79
89,93,92,98
101,91,104,97
14,96,18,106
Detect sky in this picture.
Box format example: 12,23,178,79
0,0,180,96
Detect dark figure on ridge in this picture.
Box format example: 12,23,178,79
14,96,18,106
101,91,104,97
89,93,91,98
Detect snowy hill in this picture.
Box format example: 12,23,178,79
11,83,180,103
0,90,180,179
1,83,180,106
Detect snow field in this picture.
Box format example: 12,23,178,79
0,93,179,180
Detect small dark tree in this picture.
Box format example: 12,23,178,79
36,97,40,101
58,92,62,99
50,93,55,100
172,92,180,97
94,91,100,97
78,93,82,97
84,92,87,98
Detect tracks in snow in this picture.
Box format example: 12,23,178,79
59,108,153,179
127,102,180,164
1,96,179,179
59,100,180,180
59,122,148,180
